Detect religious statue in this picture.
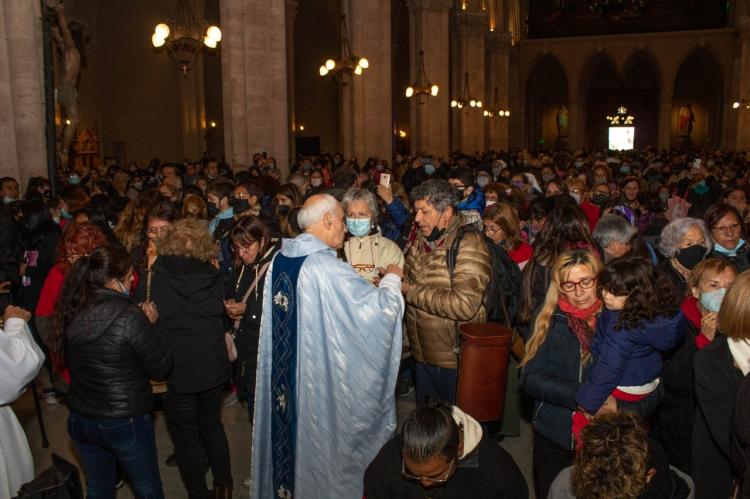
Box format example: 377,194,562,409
47,0,81,171
557,105,570,137
678,104,695,138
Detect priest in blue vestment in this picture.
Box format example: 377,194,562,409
250,194,405,499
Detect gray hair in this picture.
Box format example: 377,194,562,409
297,194,339,230
658,217,713,258
342,188,379,223
593,214,638,248
411,179,460,212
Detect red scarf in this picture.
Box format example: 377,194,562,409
558,295,601,353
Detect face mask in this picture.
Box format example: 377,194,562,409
302,162,313,171
207,203,220,218
658,192,669,201
492,167,502,178
591,193,608,206
542,174,555,183
714,239,745,256
574,160,584,168
346,218,371,237
570,192,581,204
311,178,322,187
424,164,436,176
486,200,497,207
593,177,607,185
511,181,525,190
276,205,291,217
231,198,251,213
426,211,447,242
117,280,129,297
693,181,709,196
376,164,384,171
675,244,706,270
700,287,726,313
68,174,80,185
60,208,71,219
2,197,13,205
476,176,490,188
619,165,631,174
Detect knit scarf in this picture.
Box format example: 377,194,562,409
558,295,601,353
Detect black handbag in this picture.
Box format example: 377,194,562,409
14,453,83,499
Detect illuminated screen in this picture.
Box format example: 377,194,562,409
608,127,635,151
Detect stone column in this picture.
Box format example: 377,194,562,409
341,0,392,162
180,55,206,161
451,9,487,154
735,16,750,150
0,0,46,187
658,90,673,150
485,31,512,151
286,0,298,163
220,0,289,170
407,0,451,158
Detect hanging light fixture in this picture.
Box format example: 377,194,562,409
483,87,510,118
405,0,438,101
318,14,368,85
606,106,635,125
451,72,481,110
151,0,221,75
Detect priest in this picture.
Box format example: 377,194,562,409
249,194,405,499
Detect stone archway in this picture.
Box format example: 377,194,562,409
622,49,661,149
579,51,622,150
525,54,569,150
672,47,723,149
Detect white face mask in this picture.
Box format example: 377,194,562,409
311,178,322,187
570,192,581,204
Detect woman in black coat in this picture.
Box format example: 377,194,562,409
148,218,233,499
224,216,279,417
48,244,170,498
692,270,750,498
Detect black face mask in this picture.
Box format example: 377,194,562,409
207,203,220,218
426,226,446,242
231,198,251,214
590,193,609,207
276,205,291,217
675,244,706,270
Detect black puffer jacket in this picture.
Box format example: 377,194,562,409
66,289,171,418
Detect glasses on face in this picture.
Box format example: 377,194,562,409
148,226,169,236
713,223,741,235
401,458,456,485
484,225,501,235
233,240,258,253
560,276,597,292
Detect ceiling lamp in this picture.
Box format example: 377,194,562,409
451,72,481,110
607,106,635,125
483,87,510,119
318,15,368,85
406,51,439,99
151,0,221,75
733,99,750,112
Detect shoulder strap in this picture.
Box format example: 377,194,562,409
446,225,476,277
233,261,272,330
146,268,152,302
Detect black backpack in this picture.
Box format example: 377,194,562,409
446,225,522,327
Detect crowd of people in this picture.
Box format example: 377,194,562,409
1,147,750,498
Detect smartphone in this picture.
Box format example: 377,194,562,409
380,173,391,188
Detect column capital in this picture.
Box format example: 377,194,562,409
451,10,488,36
406,0,453,13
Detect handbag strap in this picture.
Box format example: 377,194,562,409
233,261,271,330
146,267,152,302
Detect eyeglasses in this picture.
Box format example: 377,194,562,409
560,276,597,292
233,240,258,252
401,457,456,484
713,223,741,235
484,225,502,235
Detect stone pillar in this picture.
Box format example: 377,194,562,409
450,9,487,154
735,16,750,150
0,0,46,187
485,31,512,151
341,0,392,162
407,0,451,158
286,0,298,163
658,90,673,150
180,56,206,161
220,0,289,170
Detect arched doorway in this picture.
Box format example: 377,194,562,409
672,47,723,149
622,50,661,149
580,52,621,150
525,54,569,150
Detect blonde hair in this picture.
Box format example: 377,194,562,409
157,218,216,263
688,258,735,290
718,270,750,340
520,249,603,367
114,197,155,251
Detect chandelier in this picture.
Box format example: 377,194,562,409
588,0,646,17
319,15,369,84
483,87,510,118
451,72,481,110
406,51,439,99
607,106,635,125
733,99,750,112
151,0,221,75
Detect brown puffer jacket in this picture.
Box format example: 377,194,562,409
404,215,491,369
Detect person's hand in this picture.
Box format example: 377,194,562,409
701,311,718,341
0,281,12,295
381,265,403,279
4,306,31,324
377,184,394,205
224,299,246,320
401,281,410,294
595,395,618,416
140,301,159,324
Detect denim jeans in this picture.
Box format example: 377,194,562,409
68,411,164,499
414,362,457,407
164,384,232,499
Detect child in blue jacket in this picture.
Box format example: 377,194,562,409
575,256,685,417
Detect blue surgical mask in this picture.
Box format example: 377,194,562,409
60,208,71,219
714,239,745,256
700,287,726,313
658,192,669,201
68,174,80,185
424,164,436,176
117,280,130,297
476,176,490,188
542,174,555,183
346,218,371,237
619,165,631,174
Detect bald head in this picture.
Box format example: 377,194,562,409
298,194,346,249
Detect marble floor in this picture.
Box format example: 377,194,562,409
15,388,535,498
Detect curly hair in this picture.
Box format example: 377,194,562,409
155,218,216,262
571,412,649,499
597,256,681,330
657,217,713,258
56,222,109,273
410,179,460,212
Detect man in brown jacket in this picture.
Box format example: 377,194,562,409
403,179,491,406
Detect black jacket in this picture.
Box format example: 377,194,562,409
66,289,171,419
733,373,750,499
150,255,231,393
692,335,745,499
19,220,60,312
364,435,528,499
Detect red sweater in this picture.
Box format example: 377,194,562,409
508,241,533,267
35,263,65,317
681,295,711,349
580,201,601,233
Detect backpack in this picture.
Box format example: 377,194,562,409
446,225,522,327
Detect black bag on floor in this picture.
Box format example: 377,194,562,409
14,453,83,499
